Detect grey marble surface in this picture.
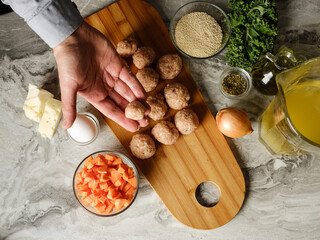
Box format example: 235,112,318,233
1,0,320,239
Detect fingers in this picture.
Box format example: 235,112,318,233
92,98,139,132
139,103,150,127
119,66,146,100
113,77,137,102
107,87,150,128
137,118,149,128
106,86,129,110
60,82,78,129
104,71,136,103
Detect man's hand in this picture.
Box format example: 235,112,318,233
53,22,148,132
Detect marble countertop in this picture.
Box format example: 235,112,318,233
1,0,320,239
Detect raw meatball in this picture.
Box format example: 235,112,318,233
125,101,146,120
164,82,190,110
133,47,156,69
130,133,156,159
174,109,199,135
156,54,183,79
116,35,138,57
151,121,179,145
136,68,159,92
146,94,167,121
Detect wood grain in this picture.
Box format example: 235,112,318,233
85,0,245,229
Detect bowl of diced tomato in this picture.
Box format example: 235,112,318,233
73,151,139,216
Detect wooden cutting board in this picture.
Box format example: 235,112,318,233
85,0,245,229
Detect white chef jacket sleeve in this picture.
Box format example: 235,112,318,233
2,0,83,48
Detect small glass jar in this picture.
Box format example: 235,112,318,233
219,67,252,99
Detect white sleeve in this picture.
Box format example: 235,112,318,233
2,0,84,48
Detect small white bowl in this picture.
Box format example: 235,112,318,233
67,112,100,145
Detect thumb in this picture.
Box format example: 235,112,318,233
60,82,78,129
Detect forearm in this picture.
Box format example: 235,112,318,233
2,0,83,47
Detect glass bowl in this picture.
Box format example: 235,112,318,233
219,67,252,99
170,1,231,59
73,150,139,216
67,112,100,146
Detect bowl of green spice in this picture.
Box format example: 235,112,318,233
170,1,231,59
219,67,252,99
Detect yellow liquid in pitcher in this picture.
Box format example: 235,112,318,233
285,81,320,144
259,100,295,154
259,79,320,154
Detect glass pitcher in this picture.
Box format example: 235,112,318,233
258,57,320,155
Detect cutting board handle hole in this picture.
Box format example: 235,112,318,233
195,181,220,208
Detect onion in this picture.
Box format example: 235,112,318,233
216,107,253,138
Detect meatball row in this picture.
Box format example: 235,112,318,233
129,108,199,159
117,36,199,160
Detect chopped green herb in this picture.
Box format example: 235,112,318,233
222,73,246,95
226,0,278,71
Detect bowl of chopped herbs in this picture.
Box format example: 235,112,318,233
219,67,252,99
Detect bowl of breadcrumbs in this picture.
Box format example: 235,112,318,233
170,1,231,59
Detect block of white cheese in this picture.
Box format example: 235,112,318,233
38,98,62,139
23,84,54,122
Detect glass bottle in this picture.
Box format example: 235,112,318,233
251,46,304,95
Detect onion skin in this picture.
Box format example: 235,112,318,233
216,107,253,138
